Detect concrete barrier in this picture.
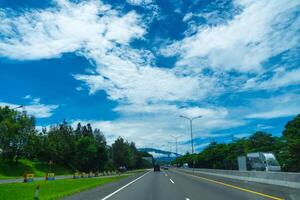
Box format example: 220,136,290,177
176,168,300,189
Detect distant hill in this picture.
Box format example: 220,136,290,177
138,148,181,164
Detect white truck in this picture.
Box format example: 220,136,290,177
238,152,281,172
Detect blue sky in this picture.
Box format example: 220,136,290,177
0,0,299,153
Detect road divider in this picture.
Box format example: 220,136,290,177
176,168,300,189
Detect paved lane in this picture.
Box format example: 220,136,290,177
105,170,187,200
166,170,280,200
99,169,289,200
66,169,299,200
170,169,299,200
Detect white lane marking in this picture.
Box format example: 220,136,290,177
165,174,168,177
101,171,151,200
169,179,174,184
186,198,190,200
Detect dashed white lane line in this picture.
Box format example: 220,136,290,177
165,174,168,177
169,179,175,184
185,198,190,200
101,171,151,200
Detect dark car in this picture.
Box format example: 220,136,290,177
118,166,127,173
154,164,160,172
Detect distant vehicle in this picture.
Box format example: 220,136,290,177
154,164,160,172
238,152,281,172
162,166,168,170
118,166,127,173
182,163,189,168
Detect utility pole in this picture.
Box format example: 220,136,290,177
179,115,202,173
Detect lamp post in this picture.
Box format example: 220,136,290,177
179,115,202,172
12,105,23,110
171,135,181,157
167,142,172,157
0,105,23,118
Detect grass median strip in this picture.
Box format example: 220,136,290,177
0,174,131,200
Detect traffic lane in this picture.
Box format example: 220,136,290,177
106,170,187,200
64,171,150,200
171,169,299,200
166,169,281,200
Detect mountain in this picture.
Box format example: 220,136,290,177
138,148,181,164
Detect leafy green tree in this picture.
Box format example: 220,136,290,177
93,128,108,170
24,131,43,160
42,121,75,166
247,131,276,152
74,136,98,171
111,137,148,169
112,137,128,168
283,115,300,172
0,106,35,163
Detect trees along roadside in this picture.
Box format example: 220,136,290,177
0,106,152,178
172,114,300,172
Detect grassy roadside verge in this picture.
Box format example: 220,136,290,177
0,159,73,179
0,174,134,200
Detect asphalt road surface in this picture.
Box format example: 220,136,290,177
65,169,300,200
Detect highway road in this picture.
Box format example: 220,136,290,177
65,169,300,200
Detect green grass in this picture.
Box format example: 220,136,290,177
0,174,130,200
0,159,73,179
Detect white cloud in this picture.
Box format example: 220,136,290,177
245,93,300,119
183,12,193,22
0,0,207,105
244,67,300,90
126,0,153,6
75,86,83,91
0,0,144,60
256,124,274,130
163,0,300,73
0,101,58,118
24,95,32,99
75,67,213,104
71,104,244,153
147,151,175,158
33,98,41,104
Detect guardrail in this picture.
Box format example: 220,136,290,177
175,168,300,189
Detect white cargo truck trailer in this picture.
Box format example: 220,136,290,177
238,152,281,172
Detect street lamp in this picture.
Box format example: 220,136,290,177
179,115,202,172
0,105,23,118
171,135,181,157
12,105,23,110
167,142,172,157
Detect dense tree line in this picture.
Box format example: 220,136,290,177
0,106,152,172
173,114,300,172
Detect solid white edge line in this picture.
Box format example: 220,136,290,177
169,179,174,184
101,171,151,200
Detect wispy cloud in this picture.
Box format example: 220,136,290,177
244,68,300,90
245,93,300,119
0,0,144,60
0,101,58,118
163,0,300,73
